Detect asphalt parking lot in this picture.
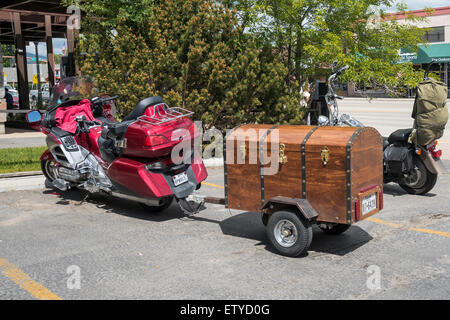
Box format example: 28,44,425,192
0,163,449,300
1,98,449,300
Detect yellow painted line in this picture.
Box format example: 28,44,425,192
0,258,62,300
202,182,225,189
366,217,450,238
365,217,402,228
408,227,450,238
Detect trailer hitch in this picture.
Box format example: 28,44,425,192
177,194,205,216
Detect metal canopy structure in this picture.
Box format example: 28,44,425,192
0,0,77,109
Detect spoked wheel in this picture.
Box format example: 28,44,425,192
41,158,58,183
139,196,174,213
399,157,437,195
266,209,313,257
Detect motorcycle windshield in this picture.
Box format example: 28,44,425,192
47,77,99,110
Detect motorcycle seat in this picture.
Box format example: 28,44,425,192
388,128,413,144
122,96,164,121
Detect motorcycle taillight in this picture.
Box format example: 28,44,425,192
144,135,169,147
427,141,442,159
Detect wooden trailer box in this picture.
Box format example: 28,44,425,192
225,124,383,225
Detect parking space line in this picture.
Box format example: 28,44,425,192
0,258,62,300
200,182,450,238
408,227,450,238
365,217,402,228
202,182,225,189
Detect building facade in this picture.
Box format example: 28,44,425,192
393,6,450,97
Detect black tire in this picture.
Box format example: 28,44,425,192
399,157,437,195
318,223,350,235
266,209,313,257
139,196,174,213
41,158,57,182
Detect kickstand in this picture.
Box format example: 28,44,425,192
77,192,90,206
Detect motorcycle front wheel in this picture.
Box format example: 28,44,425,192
399,157,437,195
41,158,58,182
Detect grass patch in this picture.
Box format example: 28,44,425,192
0,146,47,174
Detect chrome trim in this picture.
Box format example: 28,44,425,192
109,192,162,207
135,104,194,126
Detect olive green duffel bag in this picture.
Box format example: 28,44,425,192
409,78,449,146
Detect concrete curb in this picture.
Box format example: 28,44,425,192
0,171,43,179
202,157,224,168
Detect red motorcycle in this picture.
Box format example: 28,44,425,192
26,77,207,214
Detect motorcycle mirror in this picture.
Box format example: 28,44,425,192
26,110,42,123
331,61,339,70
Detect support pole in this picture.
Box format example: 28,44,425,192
66,26,75,77
13,12,29,109
45,15,55,89
34,42,42,108
0,45,5,134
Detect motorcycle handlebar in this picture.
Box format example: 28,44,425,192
336,65,349,76
91,95,120,105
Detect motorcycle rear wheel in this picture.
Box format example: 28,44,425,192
399,158,437,195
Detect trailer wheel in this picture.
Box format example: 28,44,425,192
318,223,350,235
266,209,312,257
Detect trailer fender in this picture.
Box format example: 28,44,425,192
261,196,318,225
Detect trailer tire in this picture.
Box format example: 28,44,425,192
266,209,312,257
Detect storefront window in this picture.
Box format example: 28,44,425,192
421,26,445,43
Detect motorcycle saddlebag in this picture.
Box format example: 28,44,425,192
383,145,414,174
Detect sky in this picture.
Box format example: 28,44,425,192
25,0,450,59
384,0,450,11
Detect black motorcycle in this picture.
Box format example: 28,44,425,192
308,64,446,195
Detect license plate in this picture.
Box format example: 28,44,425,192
362,192,377,216
173,172,188,186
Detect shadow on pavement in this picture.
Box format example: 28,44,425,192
43,182,373,257
42,185,186,222
383,183,436,197
193,211,373,257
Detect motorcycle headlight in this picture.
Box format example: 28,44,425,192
318,115,329,126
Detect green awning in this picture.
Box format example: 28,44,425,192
400,43,450,64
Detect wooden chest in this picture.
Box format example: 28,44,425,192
224,124,383,224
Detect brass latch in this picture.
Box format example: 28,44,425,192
279,143,287,164
321,147,330,166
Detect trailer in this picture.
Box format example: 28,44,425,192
203,124,383,257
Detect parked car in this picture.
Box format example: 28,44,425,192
5,84,18,95
30,83,50,107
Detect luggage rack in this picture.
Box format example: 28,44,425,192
135,104,194,125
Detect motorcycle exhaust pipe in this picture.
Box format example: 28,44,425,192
110,192,162,207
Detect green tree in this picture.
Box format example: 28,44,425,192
67,0,302,129
223,0,429,94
